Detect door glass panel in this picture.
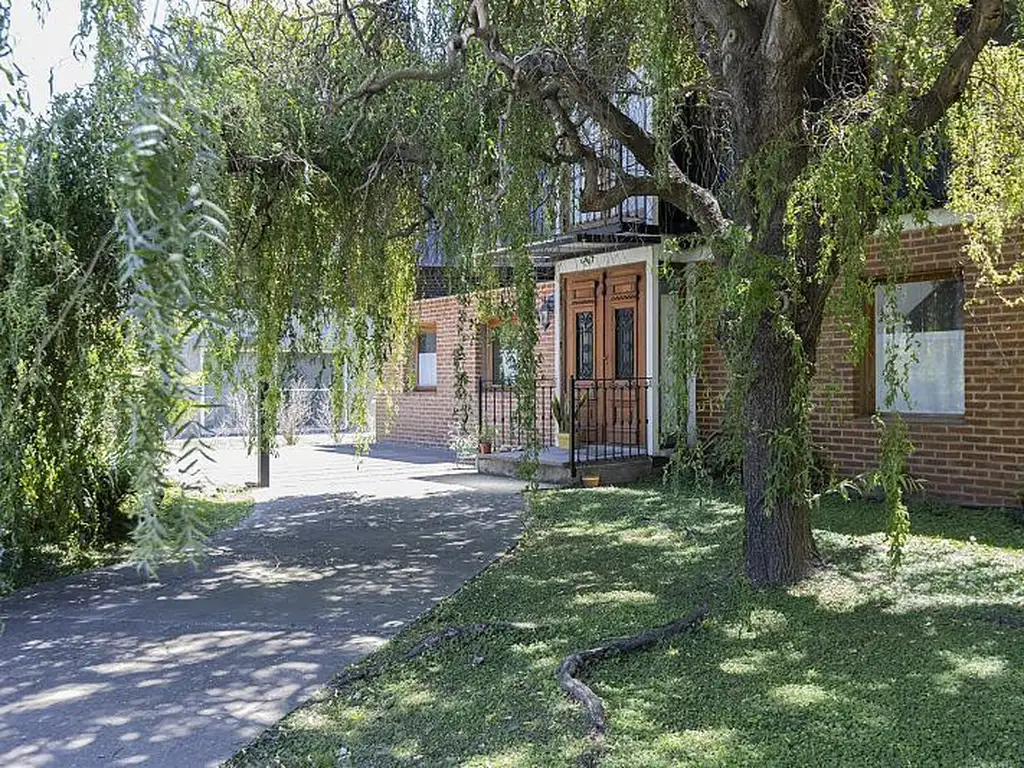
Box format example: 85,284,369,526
575,311,594,379
615,308,635,379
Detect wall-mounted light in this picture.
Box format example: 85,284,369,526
537,294,555,331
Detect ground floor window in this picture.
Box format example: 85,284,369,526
487,326,518,384
874,277,964,414
416,326,437,389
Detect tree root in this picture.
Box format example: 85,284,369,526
557,607,710,736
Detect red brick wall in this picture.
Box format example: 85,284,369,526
377,282,556,446
697,223,1024,507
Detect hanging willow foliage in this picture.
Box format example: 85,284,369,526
3,0,1023,585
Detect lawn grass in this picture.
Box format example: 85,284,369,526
9,489,253,591
228,482,1024,767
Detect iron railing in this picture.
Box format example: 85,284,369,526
477,378,558,450
478,376,651,477
568,377,651,476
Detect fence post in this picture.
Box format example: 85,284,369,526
477,377,483,436
569,376,576,478
256,380,270,488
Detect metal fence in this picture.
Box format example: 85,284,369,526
477,379,558,450
183,386,360,440
478,377,652,476
568,377,651,475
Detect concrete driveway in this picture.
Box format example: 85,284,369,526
0,441,527,767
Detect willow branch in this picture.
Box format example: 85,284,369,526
340,0,486,105
337,0,731,241
905,0,1004,134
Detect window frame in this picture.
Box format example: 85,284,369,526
856,271,966,418
484,321,518,385
414,324,438,391
614,306,636,380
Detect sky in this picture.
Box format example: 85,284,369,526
4,0,162,113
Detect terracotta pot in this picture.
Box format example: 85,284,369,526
582,475,600,488
479,442,492,455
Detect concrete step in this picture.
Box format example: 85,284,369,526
476,452,653,487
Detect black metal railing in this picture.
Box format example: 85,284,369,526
569,377,651,477
477,378,557,451
478,376,652,476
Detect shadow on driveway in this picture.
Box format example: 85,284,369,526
0,463,525,767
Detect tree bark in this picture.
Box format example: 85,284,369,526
740,312,819,587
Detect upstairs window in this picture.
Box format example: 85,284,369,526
415,327,437,389
875,278,964,415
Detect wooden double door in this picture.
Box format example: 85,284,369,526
562,264,646,446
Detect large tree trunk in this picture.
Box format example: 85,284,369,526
740,313,819,587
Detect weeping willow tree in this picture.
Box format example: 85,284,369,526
4,0,1024,585
194,0,1024,587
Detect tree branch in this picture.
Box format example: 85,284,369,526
501,46,730,238
340,0,487,105
905,0,1004,134
337,0,731,241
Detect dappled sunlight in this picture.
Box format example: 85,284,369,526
0,626,331,765
769,682,836,708
718,608,789,640
719,647,806,675
1,443,527,767
462,745,534,766
571,589,658,607
389,736,429,763
808,526,1024,618
788,565,881,614
0,682,112,714
934,650,1008,694
210,560,331,586
647,727,761,765
382,680,438,713
223,481,1024,767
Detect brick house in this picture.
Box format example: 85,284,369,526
811,214,1023,507
696,211,1023,507
378,205,1023,507
376,280,558,447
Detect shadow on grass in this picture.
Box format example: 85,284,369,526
814,493,1024,550
229,484,1024,768
599,592,1024,767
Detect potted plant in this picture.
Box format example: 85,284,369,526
478,425,497,455
551,392,588,450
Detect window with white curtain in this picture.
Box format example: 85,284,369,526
875,278,964,414
416,329,437,388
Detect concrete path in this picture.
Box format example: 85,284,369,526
0,442,527,767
